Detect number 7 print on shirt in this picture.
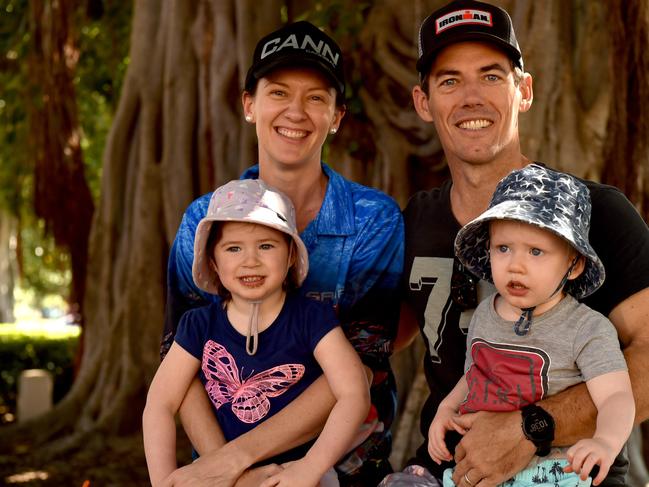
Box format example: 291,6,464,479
409,257,493,363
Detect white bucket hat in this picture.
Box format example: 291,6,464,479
192,179,309,355
192,179,309,295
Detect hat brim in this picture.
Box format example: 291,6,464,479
454,200,605,299
192,209,310,296
245,54,344,97
416,31,523,75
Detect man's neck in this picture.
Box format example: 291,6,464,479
258,162,327,232
448,154,530,225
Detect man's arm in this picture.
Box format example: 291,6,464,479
451,287,649,486
260,328,371,487
608,287,649,421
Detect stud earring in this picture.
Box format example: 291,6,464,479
329,127,337,135
245,114,252,122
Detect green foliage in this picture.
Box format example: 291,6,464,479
0,0,30,216
0,0,131,304
298,0,370,36
75,1,133,199
17,232,71,307
0,323,80,424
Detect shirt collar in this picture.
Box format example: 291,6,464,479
240,163,355,236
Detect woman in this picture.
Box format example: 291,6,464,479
159,21,404,487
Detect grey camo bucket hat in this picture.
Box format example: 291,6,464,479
192,179,309,296
454,164,605,300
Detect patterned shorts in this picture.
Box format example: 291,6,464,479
442,459,592,487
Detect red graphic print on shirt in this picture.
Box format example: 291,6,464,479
459,339,549,414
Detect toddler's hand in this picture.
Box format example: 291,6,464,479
428,405,463,464
564,437,616,486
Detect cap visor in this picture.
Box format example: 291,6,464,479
417,31,522,73
252,54,344,95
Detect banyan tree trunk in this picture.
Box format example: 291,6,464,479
1,0,280,458
0,212,16,324
28,0,95,317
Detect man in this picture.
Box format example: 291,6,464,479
395,1,649,486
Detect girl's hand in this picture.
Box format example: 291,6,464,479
564,437,616,486
259,460,321,487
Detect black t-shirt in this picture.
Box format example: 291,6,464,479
402,169,649,484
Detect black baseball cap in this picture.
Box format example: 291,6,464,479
416,0,523,79
244,21,345,98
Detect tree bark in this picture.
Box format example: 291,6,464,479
0,0,279,459
27,0,95,315
601,0,649,217
0,211,16,323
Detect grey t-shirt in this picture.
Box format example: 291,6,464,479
460,293,628,469
462,293,627,413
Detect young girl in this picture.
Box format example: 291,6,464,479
144,179,370,487
428,165,634,487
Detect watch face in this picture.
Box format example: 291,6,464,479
524,410,552,441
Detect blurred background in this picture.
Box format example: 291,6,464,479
0,0,647,485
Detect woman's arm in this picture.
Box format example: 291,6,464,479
143,342,201,486
165,335,371,486
165,373,338,486
261,327,370,486
178,377,226,455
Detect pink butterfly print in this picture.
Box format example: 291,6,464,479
202,340,305,424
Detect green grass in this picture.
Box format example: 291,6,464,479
0,320,81,339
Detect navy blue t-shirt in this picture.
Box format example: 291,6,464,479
175,292,338,463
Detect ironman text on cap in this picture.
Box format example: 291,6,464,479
436,9,493,34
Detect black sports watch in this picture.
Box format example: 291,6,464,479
521,404,555,457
